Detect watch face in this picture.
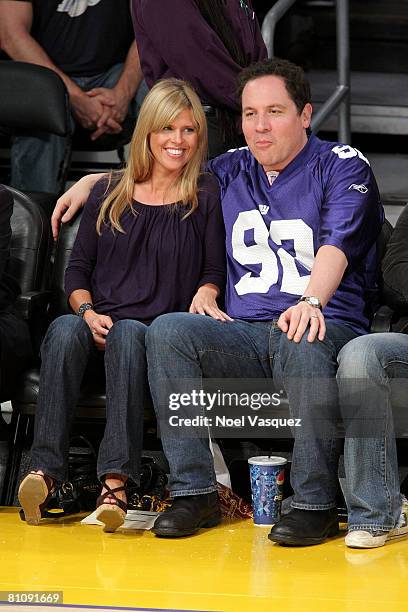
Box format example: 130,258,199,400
308,297,319,306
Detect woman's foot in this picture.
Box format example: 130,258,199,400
18,471,55,526
95,474,127,533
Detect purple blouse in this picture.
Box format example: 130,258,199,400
65,174,226,324
132,0,267,112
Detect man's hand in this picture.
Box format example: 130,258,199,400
51,174,100,240
86,85,129,140
278,302,326,343
70,89,107,131
189,285,233,322
83,310,113,350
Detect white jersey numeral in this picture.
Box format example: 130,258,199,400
232,211,278,295
331,145,370,166
232,212,314,296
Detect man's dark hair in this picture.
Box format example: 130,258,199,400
237,58,311,114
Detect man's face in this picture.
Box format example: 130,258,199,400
241,75,312,173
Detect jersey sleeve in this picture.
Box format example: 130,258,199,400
317,147,384,265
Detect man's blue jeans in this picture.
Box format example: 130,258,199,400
10,64,148,193
337,333,408,531
30,315,149,483
146,313,357,508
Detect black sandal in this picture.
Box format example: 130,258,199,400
18,472,55,526
95,481,127,533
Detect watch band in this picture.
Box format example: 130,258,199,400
298,296,322,310
77,302,94,318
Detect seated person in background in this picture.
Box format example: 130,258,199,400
132,0,267,158
17,79,227,533
0,0,147,194
337,203,408,548
0,185,33,425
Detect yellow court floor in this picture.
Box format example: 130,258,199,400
1,507,408,612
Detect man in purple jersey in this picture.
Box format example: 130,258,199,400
145,58,385,544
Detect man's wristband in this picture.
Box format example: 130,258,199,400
77,302,94,318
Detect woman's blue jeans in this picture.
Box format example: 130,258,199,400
30,315,148,483
337,333,408,531
146,313,357,508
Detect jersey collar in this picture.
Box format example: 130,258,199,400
259,133,320,188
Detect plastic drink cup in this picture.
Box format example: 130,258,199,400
248,456,287,526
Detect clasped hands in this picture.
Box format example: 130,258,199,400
71,84,130,140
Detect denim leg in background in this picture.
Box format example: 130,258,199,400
10,63,148,193
273,321,358,510
30,315,96,481
146,313,273,497
337,333,407,531
97,319,148,484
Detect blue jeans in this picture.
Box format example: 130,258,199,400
146,313,357,506
337,333,408,531
30,315,149,483
10,64,149,193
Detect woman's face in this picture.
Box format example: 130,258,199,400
149,108,199,175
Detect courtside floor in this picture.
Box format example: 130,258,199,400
1,508,408,611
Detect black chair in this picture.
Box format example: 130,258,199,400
0,60,132,199
0,61,71,214
0,186,52,501
1,210,108,505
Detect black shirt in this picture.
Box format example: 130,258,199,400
13,0,134,77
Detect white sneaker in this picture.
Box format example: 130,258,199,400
345,498,408,548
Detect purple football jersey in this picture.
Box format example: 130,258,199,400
207,134,384,333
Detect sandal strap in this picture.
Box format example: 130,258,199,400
29,471,55,494
97,482,127,513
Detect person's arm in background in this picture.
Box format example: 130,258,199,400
382,204,408,311
0,0,121,134
86,41,144,140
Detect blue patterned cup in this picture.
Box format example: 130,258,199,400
248,456,287,526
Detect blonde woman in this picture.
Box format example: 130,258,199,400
18,79,227,533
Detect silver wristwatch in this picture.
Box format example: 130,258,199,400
298,296,322,310
77,302,94,318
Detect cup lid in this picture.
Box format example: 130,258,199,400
248,455,287,466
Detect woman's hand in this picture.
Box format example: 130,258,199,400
278,302,326,343
189,285,233,322
83,310,113,350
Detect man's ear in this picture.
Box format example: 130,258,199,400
302,103,313,129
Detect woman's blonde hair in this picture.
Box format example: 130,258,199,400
96,78,208,234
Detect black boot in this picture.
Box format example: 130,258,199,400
153,491,221,537
268,508,339,546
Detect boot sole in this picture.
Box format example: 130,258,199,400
18,474,48,526
268,523,339,546
95,504,126,533
153,510,222,538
